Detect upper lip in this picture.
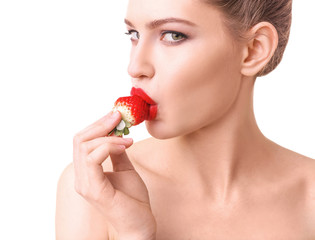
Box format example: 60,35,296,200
130,87,156,105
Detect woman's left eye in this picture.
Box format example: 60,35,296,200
160,31,187,44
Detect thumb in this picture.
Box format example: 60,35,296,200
110,150,135,172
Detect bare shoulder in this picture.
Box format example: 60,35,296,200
283,149,315,192
278,147,315,229
278,146,315,194
296,154,315,213
126,137,167,173
296,153,315,233
56,163,117,240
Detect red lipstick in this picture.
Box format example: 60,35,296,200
130,87,157,120
130,87,156,105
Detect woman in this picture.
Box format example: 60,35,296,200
56,0,315,239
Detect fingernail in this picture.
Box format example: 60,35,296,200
123,138,133,143
119,145,126,150
110,110,120,119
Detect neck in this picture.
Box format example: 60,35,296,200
167,77,277,202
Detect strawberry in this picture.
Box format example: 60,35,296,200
110,95,150,136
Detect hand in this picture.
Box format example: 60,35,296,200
73,111,156,239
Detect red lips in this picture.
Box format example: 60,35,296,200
130,87,156,105
130,87,157,120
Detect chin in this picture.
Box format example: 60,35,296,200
145,120,195,140
145,121,178,140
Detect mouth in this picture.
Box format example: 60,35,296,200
130,87,156,105
130,87,157,121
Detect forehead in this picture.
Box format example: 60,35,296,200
126,0,222,27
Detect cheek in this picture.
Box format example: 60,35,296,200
148,41,242,139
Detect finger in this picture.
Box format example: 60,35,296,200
87,143,126,166
75,111,121,142
83,137,133,154
110,148,135,172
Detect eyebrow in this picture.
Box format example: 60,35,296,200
124,17,196,29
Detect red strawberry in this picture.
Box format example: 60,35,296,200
111,95,150,136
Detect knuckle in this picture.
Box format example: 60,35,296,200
95,142,110,155
79,142,89,154
86,154,95,165
100,142,110,151
101,143,112,156
73,134,83,145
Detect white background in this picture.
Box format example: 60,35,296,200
0,0,314,239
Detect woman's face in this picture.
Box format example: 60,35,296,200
125,0,244,139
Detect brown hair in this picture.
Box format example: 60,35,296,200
205,0,292,76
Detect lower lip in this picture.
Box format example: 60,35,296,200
148,105,157,120
131,87,157,120
130,87,156,105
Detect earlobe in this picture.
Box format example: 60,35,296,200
241,22,278,77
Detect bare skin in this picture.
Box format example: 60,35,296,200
56,0,315,239
56,128,315,239
128,140,315,240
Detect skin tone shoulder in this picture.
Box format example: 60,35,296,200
56,0,315,239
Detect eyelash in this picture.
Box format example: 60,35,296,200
125,30,188,45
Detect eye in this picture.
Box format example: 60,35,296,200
125,30,139,41
160,31,187,44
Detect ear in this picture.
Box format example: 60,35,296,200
240,22,278,77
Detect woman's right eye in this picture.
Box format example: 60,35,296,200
125,30,139,41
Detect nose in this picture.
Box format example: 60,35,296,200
127,41,155,80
